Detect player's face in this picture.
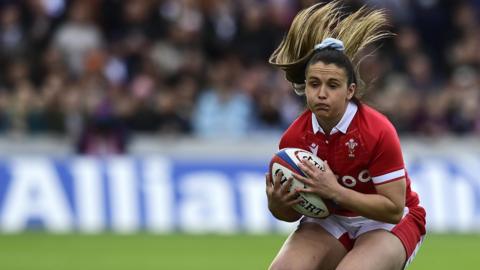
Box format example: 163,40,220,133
305,61,356,126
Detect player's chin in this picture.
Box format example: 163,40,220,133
313,109,330,118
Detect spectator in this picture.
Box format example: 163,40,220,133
193,57,253,138
52,0,103,77
0,3,28,61
0,0,476,146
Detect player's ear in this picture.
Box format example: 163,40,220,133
346,83,356,100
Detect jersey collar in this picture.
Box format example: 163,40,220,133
312,101,358,135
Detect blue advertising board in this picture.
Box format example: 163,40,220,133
0,155,479,233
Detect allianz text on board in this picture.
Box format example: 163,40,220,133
0,156,478,233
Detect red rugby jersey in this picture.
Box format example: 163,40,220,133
279,102,420,216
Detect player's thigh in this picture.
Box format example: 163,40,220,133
336,229,406,270
269,222,347,270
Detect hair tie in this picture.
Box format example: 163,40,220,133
314,38,345,51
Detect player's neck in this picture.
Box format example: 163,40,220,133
316,104,348,135
317,119,336,135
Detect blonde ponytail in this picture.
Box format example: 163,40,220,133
269,1,390,88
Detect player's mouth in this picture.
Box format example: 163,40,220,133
314,103,330,111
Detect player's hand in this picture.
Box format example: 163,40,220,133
293,160,342,200
265,172,302,213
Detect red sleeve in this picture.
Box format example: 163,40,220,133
278,135,290,150
368,122,405,185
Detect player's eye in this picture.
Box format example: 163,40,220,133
308,81,320,88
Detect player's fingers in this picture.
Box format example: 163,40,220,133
298,161,316,178
287,197,304,207
272,171,283,191
292,172,313,186
265,173,273,186
323,160,331,173
280,176,293,194
285,188,300,201
265,173,273,194
294,187,313,194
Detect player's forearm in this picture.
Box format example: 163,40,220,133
268,205,302,222
332,187,404,224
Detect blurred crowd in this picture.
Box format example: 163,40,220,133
0,0,479,154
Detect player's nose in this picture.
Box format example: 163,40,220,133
317,86,328,99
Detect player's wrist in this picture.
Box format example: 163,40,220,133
329,185,348,205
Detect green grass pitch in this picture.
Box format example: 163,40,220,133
0,233,478,269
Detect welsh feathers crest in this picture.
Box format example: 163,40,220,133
345,138,358,159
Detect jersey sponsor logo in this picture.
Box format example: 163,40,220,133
336,169,371,187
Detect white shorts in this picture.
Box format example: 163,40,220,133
300,206,426,269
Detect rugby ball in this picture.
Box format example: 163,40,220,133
269,148,332,218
